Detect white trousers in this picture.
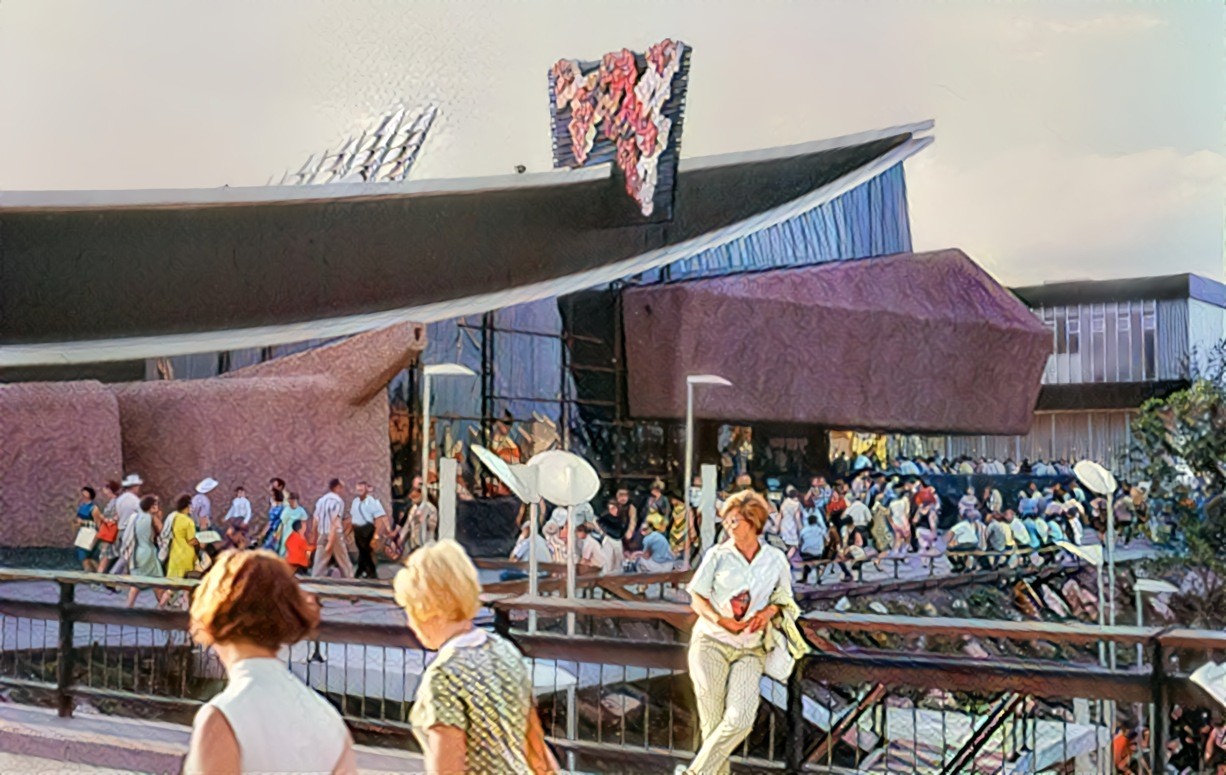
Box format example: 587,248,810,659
686,631,764,775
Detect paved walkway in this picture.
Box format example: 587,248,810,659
0,702,424,774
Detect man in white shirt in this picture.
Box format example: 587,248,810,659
222,487,253,549
350,481,388,579
106,474,144,575
113,475,143,532
312,479,352,578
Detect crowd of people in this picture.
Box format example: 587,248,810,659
831,451,1079,479
500,461,1153,588
69,472,427,606
62,465,1182,775
69,455,1157,608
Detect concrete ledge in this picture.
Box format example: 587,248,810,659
0,703,421,774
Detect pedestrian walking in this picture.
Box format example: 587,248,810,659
191,478,217,531
165,494,200,580
349,481,387,579
311,479,352,578
278,492,309,558
184,550,356,774
124,495,170,608
394,540,558,774
73,486,102,572
94,481,122,575
259,490,286,553
108,474,143,576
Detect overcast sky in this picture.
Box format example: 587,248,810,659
1,0,1221,285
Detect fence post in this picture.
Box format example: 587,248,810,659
55,582,75,718
785,657,805,772
1150,635,1169,774
493,605,511,638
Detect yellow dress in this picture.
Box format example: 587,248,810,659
166,511,198,579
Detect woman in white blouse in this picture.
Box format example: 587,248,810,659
683,490,794,775
184,550,356,774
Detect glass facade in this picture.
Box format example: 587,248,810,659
1036,300,1158,384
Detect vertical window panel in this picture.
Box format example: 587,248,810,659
1091,305,1106,382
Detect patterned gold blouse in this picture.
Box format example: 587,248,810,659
411,629,533,773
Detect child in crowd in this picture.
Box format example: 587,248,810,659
223,486,253,549
285,518,313,576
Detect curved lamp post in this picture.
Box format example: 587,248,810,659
684,374,731,567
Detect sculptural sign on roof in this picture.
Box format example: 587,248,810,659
548,39,691,217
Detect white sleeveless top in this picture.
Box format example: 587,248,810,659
205,657,348,773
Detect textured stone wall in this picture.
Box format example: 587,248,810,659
0,382,123,547
0,323,423,547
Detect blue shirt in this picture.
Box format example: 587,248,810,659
1048,521,1066,544
642,531,674,563
799,524,826,556
1019,496,1039,516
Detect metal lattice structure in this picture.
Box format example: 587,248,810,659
280,102,438,185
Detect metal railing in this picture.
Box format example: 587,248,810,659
0,568,1218,773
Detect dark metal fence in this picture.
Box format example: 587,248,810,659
0,568,1220,773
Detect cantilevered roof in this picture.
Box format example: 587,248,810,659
622,249,1052,435
1012,273,1226,310
0,121,932,366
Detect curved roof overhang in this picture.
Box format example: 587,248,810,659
0,122,932,366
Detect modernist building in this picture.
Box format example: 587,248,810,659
927,273,1226,475
0,119,1053,507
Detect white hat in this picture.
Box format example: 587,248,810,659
196,477,219,495
121,474,143,488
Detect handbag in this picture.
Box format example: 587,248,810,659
96,519,118,544
74,526,98,551
764,638,796,682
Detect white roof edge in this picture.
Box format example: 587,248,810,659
0,164,614,211
678,119,934,172
0,136,931,367
0,120,934,211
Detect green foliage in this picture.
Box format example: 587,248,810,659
1132,340,1226,626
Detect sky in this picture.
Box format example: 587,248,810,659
0,0,1222,286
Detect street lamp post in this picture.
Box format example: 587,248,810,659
1075,461,1120,661
1057,540,1110,773
420,363,476,546
1135,578,1179,771
684,374,731,567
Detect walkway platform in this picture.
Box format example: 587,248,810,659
0,703,424,774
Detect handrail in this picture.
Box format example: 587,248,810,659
0,567,1215,773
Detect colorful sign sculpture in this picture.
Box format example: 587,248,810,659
549,39,691,217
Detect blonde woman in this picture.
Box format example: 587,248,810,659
394,540,558,774
684,490,797,775
184,550,356,774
